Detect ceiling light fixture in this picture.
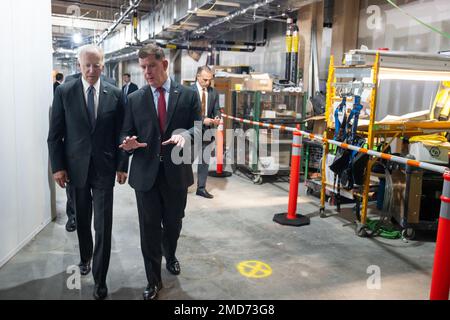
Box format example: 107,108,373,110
378,68,450,81
197,9,229,16
215,1,241,7
72,32,82,44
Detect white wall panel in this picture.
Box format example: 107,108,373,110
0,0,53,267
0,0,19,267
358,0,450,119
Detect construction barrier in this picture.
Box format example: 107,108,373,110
273,125,310,227
221,113,447,174
221,112,450,300
430,172,450,300
209,115,232,178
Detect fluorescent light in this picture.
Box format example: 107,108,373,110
197,9,229,16
72,33,82,44
215,1,240,7
378,67,450,81
195,12,217,17
187,10,217,17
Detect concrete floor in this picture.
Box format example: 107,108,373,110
0,168,438,300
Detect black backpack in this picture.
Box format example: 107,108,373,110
311,91,326,115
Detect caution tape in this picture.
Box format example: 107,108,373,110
221,113,449,175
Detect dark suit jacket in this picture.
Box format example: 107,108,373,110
122,82,138,96
191,84,221,132
53,81,61,94
65,73,117,87
191,84,220,120
120,80,202,192
48,78,128,189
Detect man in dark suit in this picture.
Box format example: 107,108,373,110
192,66,221,199
122,73,138,104
53,73,64,93
48,44,128,300
61,71,117,232
119,43,201,300
53,72,77,232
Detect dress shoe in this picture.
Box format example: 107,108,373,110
196,188,214,199
143,281,162,300
166,260,181,275
78,261,91,276
65,217,76,232
93,284,108,300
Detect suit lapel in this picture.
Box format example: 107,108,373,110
97,81,108,123
207,87,214,117
145,85,159,126
75,79,91,128
89,80,110,133
164,80,180,132
143,85,160,140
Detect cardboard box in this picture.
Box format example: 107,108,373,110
306,115,326,135
261,110,277,118
409,142,449,164
243,73,273,92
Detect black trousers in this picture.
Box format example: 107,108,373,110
197,140,214,189
65,182,76,221
74,161,113,286
135,163,186,286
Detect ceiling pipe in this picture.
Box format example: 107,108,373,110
323,0,334,28
211,27,267,47
250,14,286,23
156,42,256,53
96,0,141,45
105,50,139,63
132,8,139,43
192,0,276,36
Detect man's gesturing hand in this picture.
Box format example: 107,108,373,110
119,136,148,152
162,134,186,148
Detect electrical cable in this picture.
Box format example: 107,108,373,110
385,0,450,40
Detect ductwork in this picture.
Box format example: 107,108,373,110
105,50,139,64
323,0,334,28
156,42,256,53
101,0,285,58
96,0,141,45
192,0,276,36
212,27,268,47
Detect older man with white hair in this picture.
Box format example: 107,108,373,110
48,44,128,300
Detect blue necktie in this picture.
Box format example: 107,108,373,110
87,86,96,129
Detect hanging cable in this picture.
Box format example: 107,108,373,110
385,0,450,39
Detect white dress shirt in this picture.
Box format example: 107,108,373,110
196,81,209,117
81,76,100,118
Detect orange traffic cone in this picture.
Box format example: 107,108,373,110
209,116,232,178
273,126,310,227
